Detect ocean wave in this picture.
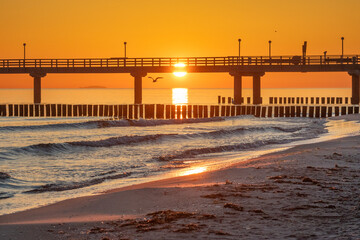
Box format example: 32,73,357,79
8,134,175,155
25,172,131,193
0,117,225,132
0,120,101,132
69,134,175,147
3,123,311,156
156,138,291,161
0,192,13,199
155,121,326,162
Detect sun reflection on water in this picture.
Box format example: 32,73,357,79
172,88,188,105
180,166,207,176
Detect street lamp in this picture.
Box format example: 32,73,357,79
23,43,26,67
124,41,127,58
23,43,26,59
268,40,272,58
238,38,241,58
341,37,344,57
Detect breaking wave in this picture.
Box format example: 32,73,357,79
4,124,308,155
25,172,131,193
0,117,225,132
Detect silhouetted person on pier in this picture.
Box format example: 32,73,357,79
148,76,163,83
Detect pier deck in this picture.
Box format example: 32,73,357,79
0,55,359,105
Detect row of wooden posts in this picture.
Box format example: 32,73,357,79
0,104,359,119
269,96,350,105
218,96,351,105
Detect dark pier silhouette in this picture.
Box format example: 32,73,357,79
0,55,359,105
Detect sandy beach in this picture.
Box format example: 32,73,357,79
1,119,360,239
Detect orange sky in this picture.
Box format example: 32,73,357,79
0,0,359,89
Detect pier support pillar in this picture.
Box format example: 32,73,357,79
230,72,242,104
253,72,264,105
30,72,47,104
349,71,360,105
131,71,147,104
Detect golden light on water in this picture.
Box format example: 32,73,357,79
172,88,188,104
173,62,187,77
181,166,207,176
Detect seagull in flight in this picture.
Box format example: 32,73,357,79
148,76,163,83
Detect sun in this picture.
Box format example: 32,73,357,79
173,63,187,77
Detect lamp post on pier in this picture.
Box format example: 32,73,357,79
23,43,26,67
268,40,272,58
238,38,241,58
23,43,26,59
124,41,127,58
341,37,344,57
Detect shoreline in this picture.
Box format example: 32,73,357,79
1,127,359,239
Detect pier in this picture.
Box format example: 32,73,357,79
0,55,359,105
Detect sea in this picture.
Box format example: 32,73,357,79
1,88,360,215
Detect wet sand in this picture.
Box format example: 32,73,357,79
1,121,360,239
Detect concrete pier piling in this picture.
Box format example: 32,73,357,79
30,72,46,104
349,71,360,104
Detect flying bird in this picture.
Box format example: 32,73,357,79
148,76,163,83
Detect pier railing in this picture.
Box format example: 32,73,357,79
0,55,359,68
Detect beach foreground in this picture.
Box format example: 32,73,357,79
1,133,359,239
